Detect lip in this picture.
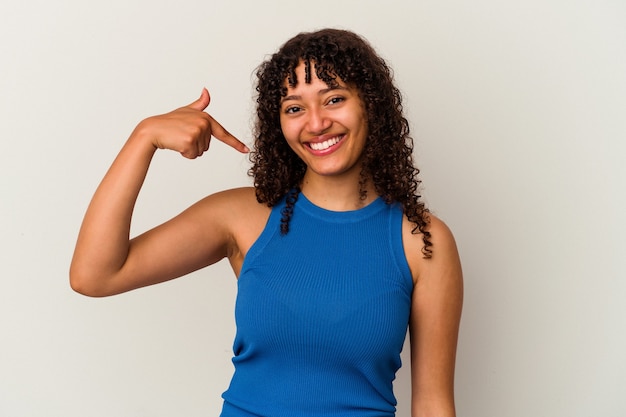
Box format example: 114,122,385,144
305,134,345,155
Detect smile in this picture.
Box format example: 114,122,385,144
309,135,343,151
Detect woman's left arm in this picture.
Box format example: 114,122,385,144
403,215,464,417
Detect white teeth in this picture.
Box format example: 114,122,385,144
310,136,341,151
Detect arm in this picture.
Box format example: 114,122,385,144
404,215,464,417
69,89,249,297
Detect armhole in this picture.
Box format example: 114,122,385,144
238,204,282,276
389,203,414,293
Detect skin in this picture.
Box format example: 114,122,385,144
70,63,463,417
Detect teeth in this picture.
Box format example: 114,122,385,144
310,136,341,151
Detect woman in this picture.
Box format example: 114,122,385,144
71,29,463,417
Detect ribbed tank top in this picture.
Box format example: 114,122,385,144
221,193,413,417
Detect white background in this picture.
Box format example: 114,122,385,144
1,0,625,416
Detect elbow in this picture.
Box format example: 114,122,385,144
69,279,95,297
69,274,99,297
69,265,110,298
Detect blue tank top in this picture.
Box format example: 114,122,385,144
221,193,413,417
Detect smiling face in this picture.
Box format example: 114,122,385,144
279,62,368,182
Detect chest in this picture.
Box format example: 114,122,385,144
235,206,413,360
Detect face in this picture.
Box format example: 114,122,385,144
279,62,368,180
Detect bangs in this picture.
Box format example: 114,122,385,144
284,59,341,93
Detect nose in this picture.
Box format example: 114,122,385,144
305,107,331,134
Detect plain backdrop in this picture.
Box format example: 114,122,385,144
1,0,625,416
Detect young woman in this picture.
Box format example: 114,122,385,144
70,28,463,417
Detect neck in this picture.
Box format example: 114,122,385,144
299,170,377,211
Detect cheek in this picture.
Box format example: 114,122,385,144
349,111,368,139
279,115,288,137
347,102,367,129
279,118,298,143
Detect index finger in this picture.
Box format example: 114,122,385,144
208,116,249,153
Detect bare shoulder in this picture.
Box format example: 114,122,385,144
197,186,260,205
190,186,270,237
402,213,463,284
190,187,271,274
191,187,268,217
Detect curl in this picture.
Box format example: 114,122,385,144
279,187,300,235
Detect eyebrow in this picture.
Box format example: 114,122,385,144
281,86,349,104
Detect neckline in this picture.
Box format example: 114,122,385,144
296,192,387,222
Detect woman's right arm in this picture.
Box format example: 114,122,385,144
69,89,249,297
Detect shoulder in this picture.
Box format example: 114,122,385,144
192,187,268,215
402,213,462,285
190,187,271,272
188,187,270,233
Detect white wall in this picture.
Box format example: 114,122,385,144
1,0,624,416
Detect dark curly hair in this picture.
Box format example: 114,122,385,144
249,28,432,257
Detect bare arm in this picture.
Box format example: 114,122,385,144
69,89,249,297
404,215,464,417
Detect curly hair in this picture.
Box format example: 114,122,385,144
248,28,432,257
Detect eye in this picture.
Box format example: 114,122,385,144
284,105,302,115
327,96,345,106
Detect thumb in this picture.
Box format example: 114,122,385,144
186,88,211,111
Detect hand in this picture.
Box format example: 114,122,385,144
138,88,249,158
